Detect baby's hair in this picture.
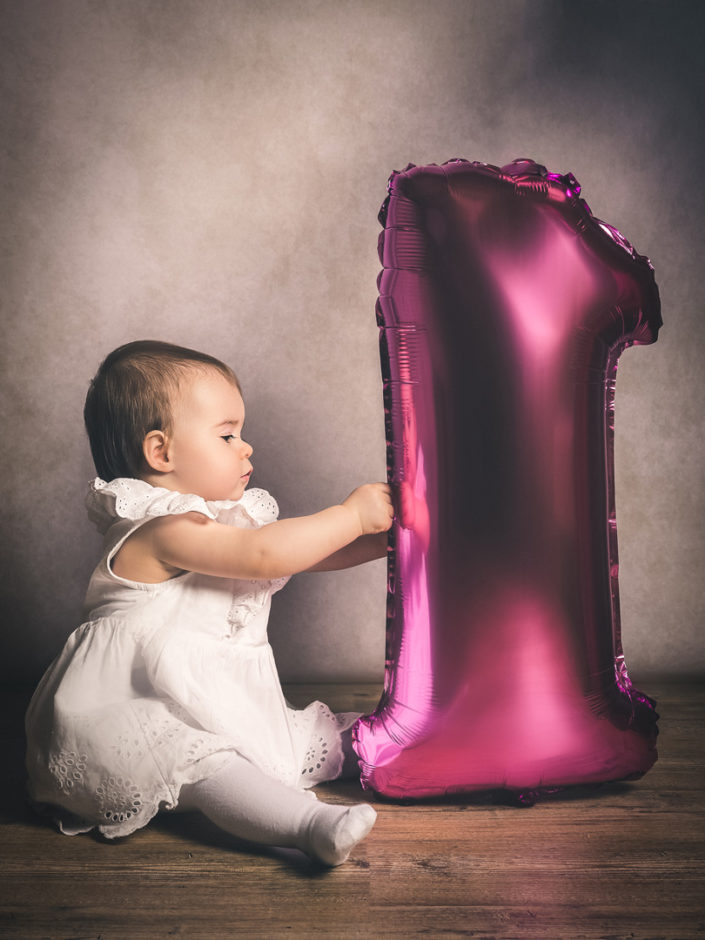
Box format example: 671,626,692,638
84,339,241,481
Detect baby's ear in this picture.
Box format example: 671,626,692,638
143,430,172,473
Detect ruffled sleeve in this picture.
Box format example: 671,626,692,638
212,488,280,529
86,478,220,534
85,479,281,535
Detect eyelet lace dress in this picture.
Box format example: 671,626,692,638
25,478,359,839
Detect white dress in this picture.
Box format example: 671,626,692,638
25,478,358,839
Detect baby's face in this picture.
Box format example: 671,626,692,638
165,369,253,501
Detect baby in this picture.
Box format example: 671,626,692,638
25,340,393,866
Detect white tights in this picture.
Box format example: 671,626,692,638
178,751,377,866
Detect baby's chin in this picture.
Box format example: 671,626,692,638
189,482,248,502
228,480,249,501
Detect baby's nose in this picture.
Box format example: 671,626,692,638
242,439,253,458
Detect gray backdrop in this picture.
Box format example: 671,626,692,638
2,0,703,684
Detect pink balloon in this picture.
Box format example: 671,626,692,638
354,158,660,801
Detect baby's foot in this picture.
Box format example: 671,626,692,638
306,803,377,866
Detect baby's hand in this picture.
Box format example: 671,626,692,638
343,483,394,536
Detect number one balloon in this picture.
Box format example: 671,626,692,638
354,159,660,800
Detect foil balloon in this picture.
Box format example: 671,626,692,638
353,158,661,800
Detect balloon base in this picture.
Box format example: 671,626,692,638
362,773,650,808
353,683,658,801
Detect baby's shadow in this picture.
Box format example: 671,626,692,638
150,809,342,878
0,687,46,829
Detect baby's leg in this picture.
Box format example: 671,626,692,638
180,754,376,866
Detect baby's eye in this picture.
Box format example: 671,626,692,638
221,434,237,443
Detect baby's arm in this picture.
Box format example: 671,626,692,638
136,483,393,581
304,532,388,572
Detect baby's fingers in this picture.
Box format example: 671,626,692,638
378,484,395,530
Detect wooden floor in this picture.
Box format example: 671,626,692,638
1,680,703,939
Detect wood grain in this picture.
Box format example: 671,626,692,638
1,680,703,939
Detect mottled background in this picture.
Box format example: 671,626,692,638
1,0,703,684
